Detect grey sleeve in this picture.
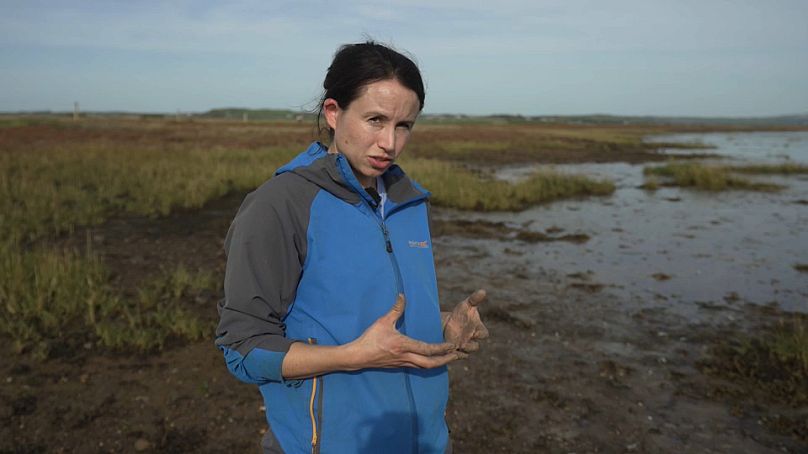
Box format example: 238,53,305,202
215,176,312,358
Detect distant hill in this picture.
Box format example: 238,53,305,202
3,109,807,128
523,113,808,127
420,113,808,127
198,108,315,121
194,109,808,127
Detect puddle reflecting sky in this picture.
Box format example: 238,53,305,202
454,132,808,316
649,131,808,163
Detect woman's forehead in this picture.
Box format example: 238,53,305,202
351,79,420,118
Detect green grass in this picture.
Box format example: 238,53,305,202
0,243,214,359
727,163,808,175
1,136,618,244
415,140,511,161
0,119,623,358
643,162,783,192
404,158,615,211
770,318,808,376
0,243,112,358
640,176,661,191
0,129,273,358
94,264,215,353
700,316,808,405
0,143,299,244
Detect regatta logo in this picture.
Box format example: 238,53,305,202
408,240,429,249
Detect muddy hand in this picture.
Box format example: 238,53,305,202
349,294,465,369
443,289,490,353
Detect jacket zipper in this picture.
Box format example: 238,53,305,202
353,174,426,453
380,223,404,294
307,338,323,454
378,220,419,454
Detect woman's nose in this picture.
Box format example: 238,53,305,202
377,126,395,152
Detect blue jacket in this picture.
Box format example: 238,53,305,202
215,142,449,453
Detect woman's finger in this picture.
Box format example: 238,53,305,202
467,289,487,307
399,336,455,357
380,294,407,325
401,351,466,369
474,322,490,340
459,340,480,353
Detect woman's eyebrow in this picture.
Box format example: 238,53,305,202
365,111,416,124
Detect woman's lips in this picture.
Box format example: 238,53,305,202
368,156,392,170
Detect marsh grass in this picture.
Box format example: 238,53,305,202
1,120,627,243
643,162,783,192
0,243,214,359
404,123,712,164
727,163,808,175
0,143,299,244
404,158,615,210
0,118,633,357
701,316,808,405
640,177,661,191
0,243,111,358
94,264,215,353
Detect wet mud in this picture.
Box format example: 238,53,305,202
2,197,805,453
434,216,806,453
432,219,590,244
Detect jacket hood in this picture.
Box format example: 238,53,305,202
275,142,430,210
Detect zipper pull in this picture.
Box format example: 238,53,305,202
381,225,393,253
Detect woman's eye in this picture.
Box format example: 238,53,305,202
368,117,382,125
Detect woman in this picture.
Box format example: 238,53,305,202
216,41,488,454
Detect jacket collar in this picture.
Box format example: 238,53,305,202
276,142,430,210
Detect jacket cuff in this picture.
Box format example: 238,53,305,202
243,347,289,383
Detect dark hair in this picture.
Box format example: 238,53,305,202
317,41,425,138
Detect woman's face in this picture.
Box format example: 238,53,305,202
324,78,420,188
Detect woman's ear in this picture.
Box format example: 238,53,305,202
323,98,340,131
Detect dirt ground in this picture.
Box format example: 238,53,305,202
2,192,806,453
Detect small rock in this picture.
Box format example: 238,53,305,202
134,438,150,451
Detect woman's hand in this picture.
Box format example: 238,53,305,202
441,289,490,353
345,294,464,370
282,294,464,379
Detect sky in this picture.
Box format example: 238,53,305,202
1,0,807,117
